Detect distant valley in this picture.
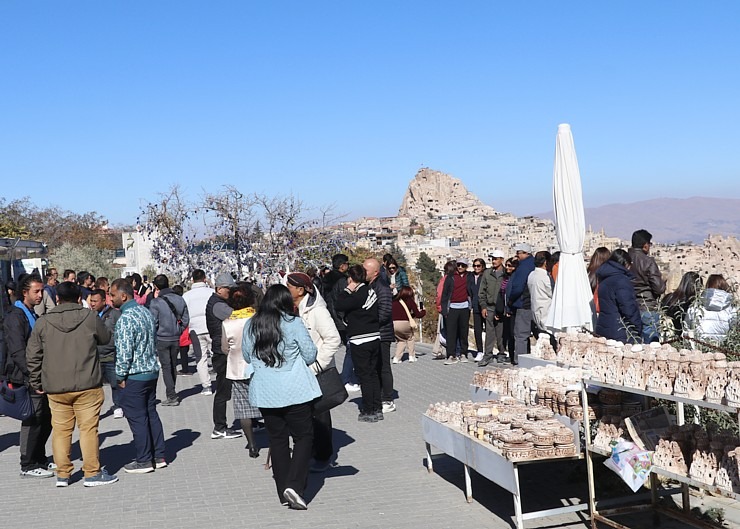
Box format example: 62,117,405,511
535,197,740,244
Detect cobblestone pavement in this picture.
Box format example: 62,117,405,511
1,343,734,529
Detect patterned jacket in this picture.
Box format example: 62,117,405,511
115,299,159,381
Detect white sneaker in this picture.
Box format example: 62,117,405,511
382,401,396,413
391,358,401,364
201,387,213,396
113,408,124,419
20,467,54,478
408,356,417,362
474,353,484,362
344,383,361,393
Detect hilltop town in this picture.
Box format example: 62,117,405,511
338,168,740,289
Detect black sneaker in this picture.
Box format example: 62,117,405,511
211,428,242,439
161,397,180,406
123,461,155,474
358,413,378,423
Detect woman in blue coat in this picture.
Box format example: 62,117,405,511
595,249,643,344
242,284,321,510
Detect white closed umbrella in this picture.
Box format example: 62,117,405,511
545,123,593,331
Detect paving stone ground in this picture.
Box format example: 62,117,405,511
1,343,736,528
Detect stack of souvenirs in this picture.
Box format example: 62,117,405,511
530,332,740,405
425,398,577,461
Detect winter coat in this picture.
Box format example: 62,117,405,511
241,314,321,408
26,303,111,394
686,289,737,344
322,269,348,332
627,248,666,312
206,294,233,355
594,261,642,343
470,272,484,315
506,255,535,311
296,290,341,374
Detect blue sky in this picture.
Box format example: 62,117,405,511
2,1,739,225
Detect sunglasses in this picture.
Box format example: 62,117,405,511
388,267,397,271
457,264,468,268
473,264,483,268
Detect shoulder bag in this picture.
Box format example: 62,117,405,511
313,363,348,415
399,299,418,329
0,379,34,421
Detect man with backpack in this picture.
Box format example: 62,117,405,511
149,274,189,406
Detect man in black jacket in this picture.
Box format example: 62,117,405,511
89,288,123,417
206,272,241,439
363,258,395,414
3,273,53,478
628,229,666,343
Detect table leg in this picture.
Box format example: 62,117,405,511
513,464,523,529
464,463,473,503
426,442,434,473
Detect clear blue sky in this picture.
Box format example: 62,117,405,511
2,1,739,224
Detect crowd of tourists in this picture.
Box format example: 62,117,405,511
431,228,737,370
1,237,735,506
0,254,408,510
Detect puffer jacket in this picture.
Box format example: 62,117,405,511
594,261,642,343
26,303,111,394
297,290,341,373
687,289,737,344
627,248,666,312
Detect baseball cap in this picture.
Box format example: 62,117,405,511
514,243,532,254
214,272,237,289
456,257,470,266
488,249,506,259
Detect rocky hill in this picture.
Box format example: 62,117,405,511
398,168,499,219
536,197,740,244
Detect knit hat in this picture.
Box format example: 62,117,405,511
286,272,314,293
214,272,237,289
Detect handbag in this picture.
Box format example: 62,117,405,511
313,364,348,415
399,299,418,329
0,379,34,421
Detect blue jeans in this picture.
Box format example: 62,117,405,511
100,361,120,408
340,343,359,385
641,311,660,343
120,378,166,463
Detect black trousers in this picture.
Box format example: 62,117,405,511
20,393,52,471
178,345,190,372
212,354,232,431
261,402,314,502
351,340,381,414
378,341,394,402
473,311,484,352
312,409,333,462
156,340,179,400
445,308,470,358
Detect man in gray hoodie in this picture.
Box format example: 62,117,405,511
26,281,118,487
149,274,190,406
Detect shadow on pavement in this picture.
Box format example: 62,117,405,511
177,385,204,401
304,464,360,504
166,428,201,464
0,431,19,453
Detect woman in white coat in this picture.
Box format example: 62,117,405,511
286,272,342,473
687,274,737,344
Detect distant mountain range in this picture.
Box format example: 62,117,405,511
536,197,740,244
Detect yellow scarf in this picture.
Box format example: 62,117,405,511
230,307,255,320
